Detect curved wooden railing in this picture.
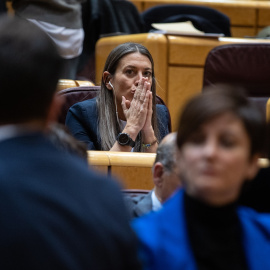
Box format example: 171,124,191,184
57,79,95,92
87,151,269,190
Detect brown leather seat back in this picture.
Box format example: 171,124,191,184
57,86,100,124
203,43,270,118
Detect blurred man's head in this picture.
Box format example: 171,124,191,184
0,15,63,125
153,132,181,203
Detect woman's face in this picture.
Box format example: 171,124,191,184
178,112,259,206
110,52,153,105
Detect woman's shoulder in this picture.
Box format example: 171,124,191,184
238,206,270,231
69,98,97,114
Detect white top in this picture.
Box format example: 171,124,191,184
28,19,84,59
151,191,162,211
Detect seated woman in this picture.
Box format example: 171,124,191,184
66,42,170,152
133,85,270,270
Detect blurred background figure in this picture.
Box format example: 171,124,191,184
125,132,181,218
133,85,270,270
7,0,85,79
0,15,141,270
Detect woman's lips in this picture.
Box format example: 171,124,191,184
200,168,218,176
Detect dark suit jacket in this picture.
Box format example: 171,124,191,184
0,132,141,270
66,98,170,150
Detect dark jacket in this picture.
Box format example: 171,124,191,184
66,98,170,150
0,132,141,269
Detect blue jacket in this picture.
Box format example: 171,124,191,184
132,189,270,270
0,132,141,269
66,98,170,150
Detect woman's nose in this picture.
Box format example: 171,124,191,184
134,72,144,86
203,140,218,159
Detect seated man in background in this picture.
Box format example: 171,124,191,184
125,132,181,218
0,15,141,270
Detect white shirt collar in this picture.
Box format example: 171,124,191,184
151,191,162,211
0,124,40,143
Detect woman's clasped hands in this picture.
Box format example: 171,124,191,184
121,77,154,138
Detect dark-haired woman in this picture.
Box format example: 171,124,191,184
66,42,169,152
133,85,270,270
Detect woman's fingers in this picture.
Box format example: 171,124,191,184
121,96,128,113
133,78,144,100
125,100,131,109
134,77,149,102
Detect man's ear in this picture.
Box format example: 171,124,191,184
103,71,113,90
153,162,164,187
246,154,261,181
45,94,65,126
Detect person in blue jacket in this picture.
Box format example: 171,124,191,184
66,42,169,152
133,85,270,270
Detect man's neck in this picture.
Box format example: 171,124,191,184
0,121,47,142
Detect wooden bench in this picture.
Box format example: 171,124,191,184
96,33,270,130
130,0,270,37
87,151,269,189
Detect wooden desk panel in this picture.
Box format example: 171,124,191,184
111,167,154,189
231,27,256,37
88,151,155,189
168,66,203,129
258,8,270,26
169,36,225,65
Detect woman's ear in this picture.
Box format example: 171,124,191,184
246,154,260,181
103,71,113,90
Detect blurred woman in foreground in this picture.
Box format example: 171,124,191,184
133,85,270,270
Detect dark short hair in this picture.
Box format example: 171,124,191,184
154,136,177,172
176,85,266,156
0,15,63,124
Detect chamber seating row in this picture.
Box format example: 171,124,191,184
130,0,270,37
95,33,270,130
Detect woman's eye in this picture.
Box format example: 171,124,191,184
220,138,236,148
188,134,205,145
144,71,152,77
125,69,134,75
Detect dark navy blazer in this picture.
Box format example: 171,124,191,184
132,189,270,270
0,132,141,269
66,98,170,150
